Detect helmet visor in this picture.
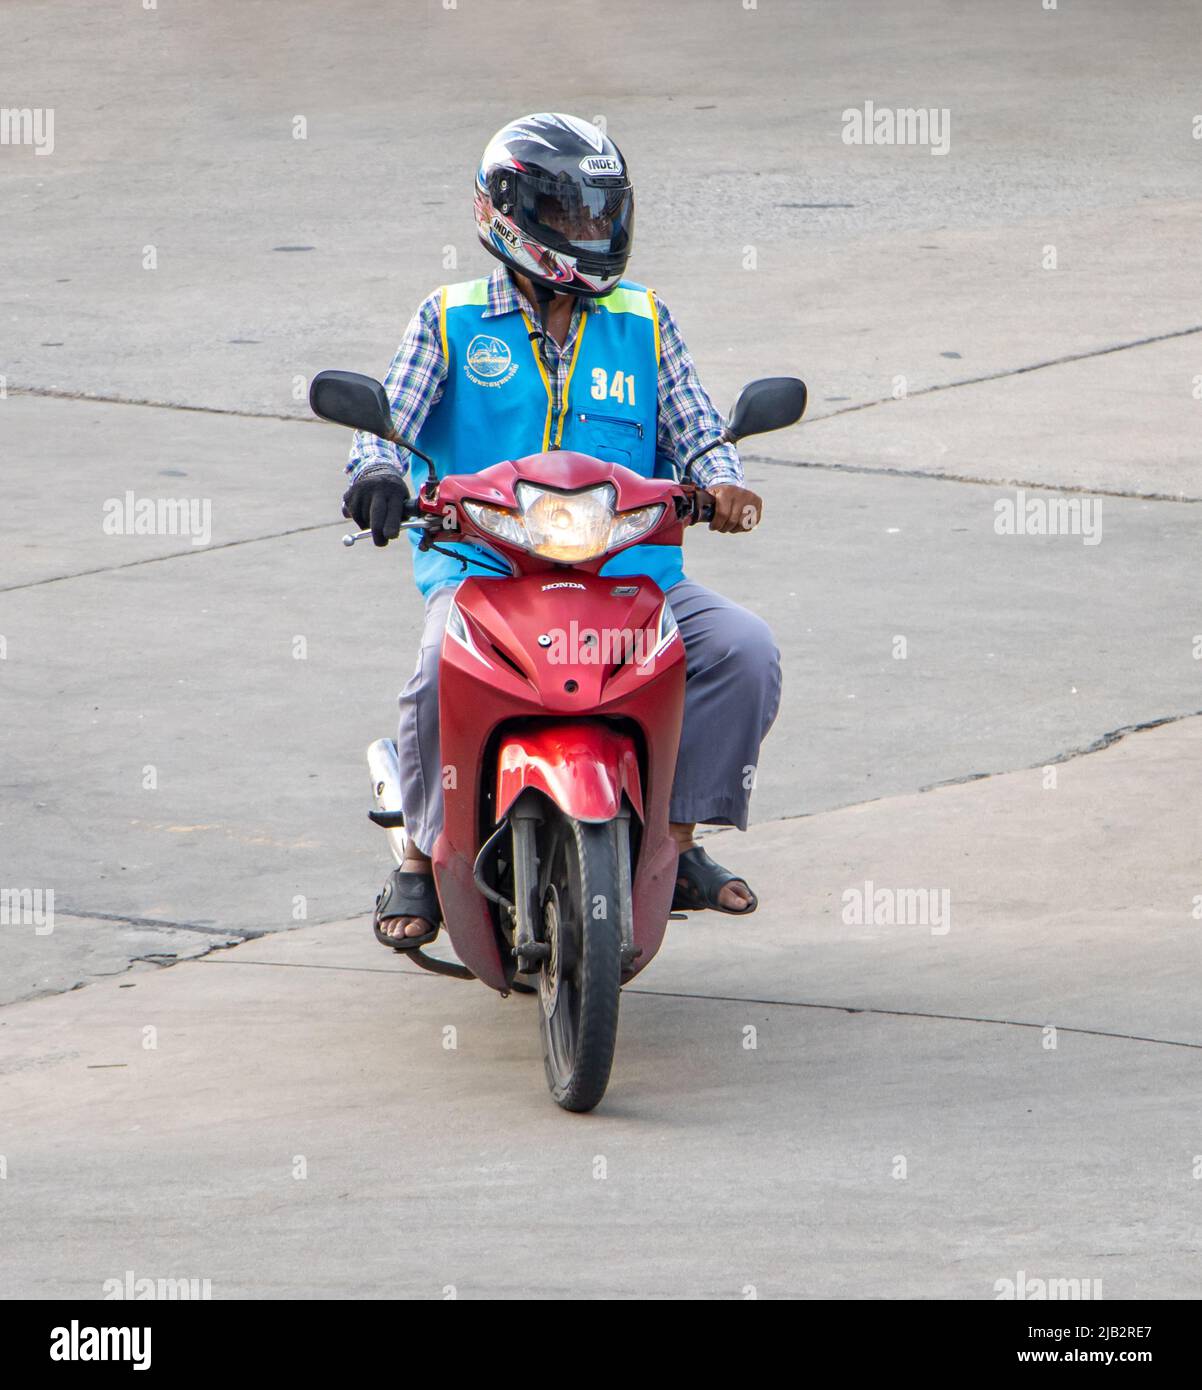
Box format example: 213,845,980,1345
507,171,634,264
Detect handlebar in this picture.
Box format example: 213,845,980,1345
342,495,427,546
344,487,718,547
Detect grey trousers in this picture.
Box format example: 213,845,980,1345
397,579,782,855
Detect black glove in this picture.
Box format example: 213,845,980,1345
342,470,410,547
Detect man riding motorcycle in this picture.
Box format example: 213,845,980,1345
342,112,782,950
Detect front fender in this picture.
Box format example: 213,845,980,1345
496,722,644,823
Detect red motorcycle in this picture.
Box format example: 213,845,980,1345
312,369,806,1110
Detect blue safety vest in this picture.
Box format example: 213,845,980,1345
408,277,683,597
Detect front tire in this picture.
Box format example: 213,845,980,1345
536,814,624,1113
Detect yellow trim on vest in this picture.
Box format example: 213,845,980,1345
438,285,449,362
647,288,661,366
554,313,589,447
519,308,555,451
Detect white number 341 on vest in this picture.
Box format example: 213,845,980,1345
590,368,637,406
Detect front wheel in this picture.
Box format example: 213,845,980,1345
536,813,625,1113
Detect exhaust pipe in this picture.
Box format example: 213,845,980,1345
366,738,407,865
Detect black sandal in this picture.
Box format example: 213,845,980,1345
373,868,443,951
672,845,758,916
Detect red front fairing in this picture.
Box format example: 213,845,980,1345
432,566,685,990
431,451,687,575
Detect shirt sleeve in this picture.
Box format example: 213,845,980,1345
653,293,743,488
345,289,448,483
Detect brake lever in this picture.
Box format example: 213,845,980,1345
341,518,433,547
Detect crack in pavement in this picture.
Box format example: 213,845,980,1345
7,345,1197,1000
747,322,1202,501
8,384,308,423
801,321,1202,424
11,321,1201,428
55,908,262,940
759,707,1202,828
5,442,1195,597
923,709,1202,787
623,988,1202,1053
747,452,1202,503
195,957,1202,1053
6,319,1199,593
0,520,344,594
20,710,1199,1005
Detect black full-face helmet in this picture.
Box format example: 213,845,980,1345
474,112,635,298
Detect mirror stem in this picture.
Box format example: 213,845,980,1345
680,428,734,479
388,432,438,488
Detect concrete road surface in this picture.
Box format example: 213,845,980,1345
3,720,1200,1299
1,0,1199,1298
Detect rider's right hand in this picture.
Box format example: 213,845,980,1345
342,470,411,547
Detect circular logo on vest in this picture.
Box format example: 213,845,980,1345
465,333,518,387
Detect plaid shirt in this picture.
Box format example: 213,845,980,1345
346,267,743,489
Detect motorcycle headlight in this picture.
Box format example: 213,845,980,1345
461,499,527,548
518,482,615,562
462,484,664,564
609,503,665,549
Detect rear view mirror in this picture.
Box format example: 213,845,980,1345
310,370,395,440
726,377,807,441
